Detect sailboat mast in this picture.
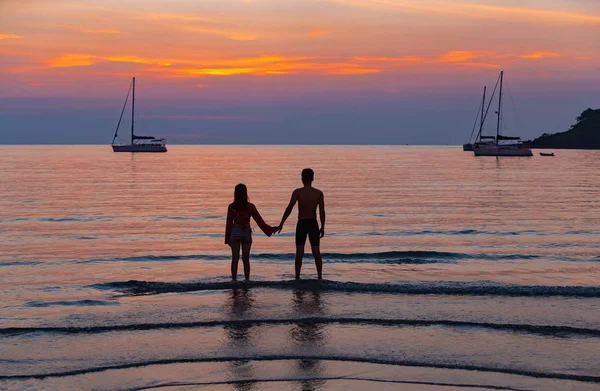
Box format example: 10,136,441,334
478,86,486,141
496,71,503,144
131,77,135,144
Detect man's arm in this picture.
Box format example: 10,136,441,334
277,190,298,232
318,191,326,238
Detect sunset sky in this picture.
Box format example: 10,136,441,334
1,0,598,144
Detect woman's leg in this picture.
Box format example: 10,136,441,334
230,240,241,281
241,237,253,281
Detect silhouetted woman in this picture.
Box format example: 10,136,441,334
225,184,276,281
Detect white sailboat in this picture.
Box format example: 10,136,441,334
473,71,532,157
111,77,167,153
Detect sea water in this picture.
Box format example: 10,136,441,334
1,146,599,391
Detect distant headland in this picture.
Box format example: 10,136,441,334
529,108,600,149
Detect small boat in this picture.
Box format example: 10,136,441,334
473,71,532,157
111,77,167,153
540,152,555,156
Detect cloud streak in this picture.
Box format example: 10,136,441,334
0,33,23,40
167,24,258,41
59,26,122,34
328,0,600,24
520,51,562,59
26,49,566,80
306,29,331,38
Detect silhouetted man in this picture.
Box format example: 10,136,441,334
276,168,325,280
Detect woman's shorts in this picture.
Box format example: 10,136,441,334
231,225,252,243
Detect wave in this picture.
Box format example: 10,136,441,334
359,229,541,237
77,251,462,265
150,215,224,222
1,355,598,383
74,250,555,265
0,261,43,267
0,217,30,223
333,227,600,237
93,279,600,298
36,217,111,223
122,378,529,391
2,317,598,337
23,299,119,308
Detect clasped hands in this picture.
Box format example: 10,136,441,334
271,225,325,238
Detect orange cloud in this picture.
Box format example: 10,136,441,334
353,51,484,65
140,12,258,41
59,25,122,34
182,67,267,76
47,54,96,68
141,13,214,23
167,61,381,77
41,53,323,71
27,81,72,87
28,49,568,80
107,56,155,65
328,68,380,75
329,0,600,24
233,55,320,65
137,57,382,78
353,50,559,68
168,24,258,41
457,62,501,69
438,51,480,63
353,56,423,63
306,29,331,38
0,34,22,40
520,51,561,59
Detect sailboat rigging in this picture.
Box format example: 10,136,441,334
111,77,167,153
473,71,532,157
463,86,487,151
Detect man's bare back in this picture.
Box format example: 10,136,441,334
294,186,323,220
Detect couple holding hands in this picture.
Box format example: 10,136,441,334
224,168,326,281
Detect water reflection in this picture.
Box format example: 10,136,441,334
225,287,256,391
291,289,326,391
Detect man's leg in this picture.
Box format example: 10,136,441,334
295,221,307,280
308,220,322,280
295,245,304,280
311,246,323,280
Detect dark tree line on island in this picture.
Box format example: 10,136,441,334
529,108,600,149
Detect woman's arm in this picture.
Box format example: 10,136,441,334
251,204,273,237
225,206,233,245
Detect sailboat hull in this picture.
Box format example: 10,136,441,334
463,143,474,151
112,144,167,153
474,145,532,156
